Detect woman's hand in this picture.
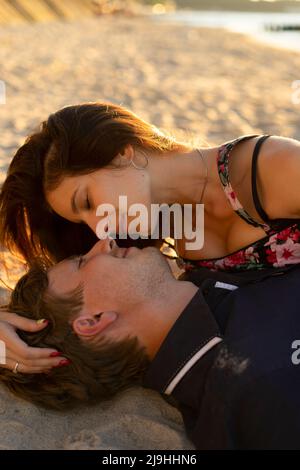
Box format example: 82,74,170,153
0,310,69,374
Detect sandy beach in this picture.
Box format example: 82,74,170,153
0,12,300,449
1,15,300,176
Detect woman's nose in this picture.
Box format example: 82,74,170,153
85,214,108,237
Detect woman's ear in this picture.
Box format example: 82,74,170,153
72,311,118,337
119,144,134,163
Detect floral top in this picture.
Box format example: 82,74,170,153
176,134,300,273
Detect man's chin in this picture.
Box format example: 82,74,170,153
142,246,162,254
125,245,158,257
142,245,171,265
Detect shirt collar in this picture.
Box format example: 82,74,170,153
143,287,222,394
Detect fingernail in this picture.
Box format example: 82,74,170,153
58,359,71,367
37,319,49,325
49,352,62,358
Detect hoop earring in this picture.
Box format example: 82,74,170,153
130,150,149,170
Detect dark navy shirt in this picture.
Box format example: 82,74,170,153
143,266,300,449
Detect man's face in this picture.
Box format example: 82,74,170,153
47,238,173,346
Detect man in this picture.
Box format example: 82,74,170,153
3,238,300,449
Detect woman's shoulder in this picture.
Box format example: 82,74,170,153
253,135,300,219
261,134,300,157
218,134,261,163
221,133,261,147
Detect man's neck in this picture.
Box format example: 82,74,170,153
143,280,199,360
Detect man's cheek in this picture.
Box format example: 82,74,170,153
90,267,116,291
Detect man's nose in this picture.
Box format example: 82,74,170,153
84,237,117,258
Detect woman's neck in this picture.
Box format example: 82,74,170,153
148,146,218,208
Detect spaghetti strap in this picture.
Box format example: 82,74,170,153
251,135,271,223
217,134,272,234
175,136,300,273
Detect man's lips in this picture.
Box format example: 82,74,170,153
116,246,134,258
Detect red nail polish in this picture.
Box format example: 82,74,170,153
58,359,71,367
49,352,62,358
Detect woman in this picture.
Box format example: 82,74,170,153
1,101,300,374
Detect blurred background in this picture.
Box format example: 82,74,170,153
1,0,300,172
0,0,300,286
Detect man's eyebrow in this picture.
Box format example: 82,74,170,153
71,188,79,214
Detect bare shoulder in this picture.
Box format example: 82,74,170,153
257,135,300,218
262,135,300,160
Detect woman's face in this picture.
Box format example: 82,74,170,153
45,146,153,239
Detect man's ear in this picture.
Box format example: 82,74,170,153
72,311,118,337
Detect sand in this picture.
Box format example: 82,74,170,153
0,13,300,449
0,384,195,449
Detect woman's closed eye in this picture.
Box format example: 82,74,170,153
78,191,92,212
85,194,91,210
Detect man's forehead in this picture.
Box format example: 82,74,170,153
47,254,76,274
